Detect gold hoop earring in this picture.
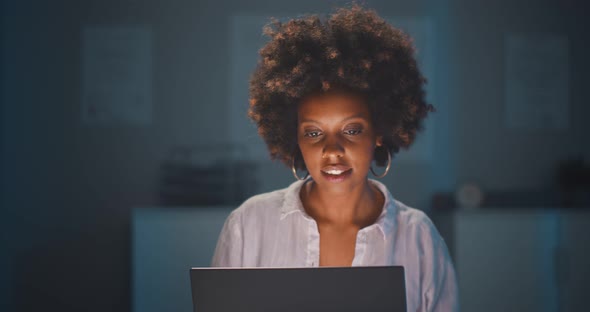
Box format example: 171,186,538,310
370,148,391,178
291,153,309,181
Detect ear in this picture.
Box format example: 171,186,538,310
375,136,383,147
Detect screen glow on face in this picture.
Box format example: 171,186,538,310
297,93,382,191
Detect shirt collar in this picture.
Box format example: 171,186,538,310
280,178,397,238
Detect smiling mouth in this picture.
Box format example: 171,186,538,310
322,168,352,175
320,168,352,183
320,165,353,182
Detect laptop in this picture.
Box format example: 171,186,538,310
190,266,406,312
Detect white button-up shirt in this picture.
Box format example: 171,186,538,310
211,179,459,312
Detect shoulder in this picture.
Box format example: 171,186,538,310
217,188,285,240
394,200,435,228
369,179,442,243
233,187,287,216
393,199,445,246
225,180,301,225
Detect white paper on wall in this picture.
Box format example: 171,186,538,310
504,33,569,130
82,26,152,126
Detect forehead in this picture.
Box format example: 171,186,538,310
297,93,370,122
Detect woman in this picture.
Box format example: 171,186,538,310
212,4,458,311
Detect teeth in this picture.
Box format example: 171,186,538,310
325,169,345,175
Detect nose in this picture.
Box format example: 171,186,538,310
322,136,344,159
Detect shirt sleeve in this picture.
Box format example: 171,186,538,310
418,219,460,312
210,210,243,267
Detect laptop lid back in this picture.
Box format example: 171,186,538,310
190,266,406,312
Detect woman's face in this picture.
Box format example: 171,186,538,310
297,92,382,192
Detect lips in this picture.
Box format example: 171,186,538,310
320,164,353,184
321,164,352,175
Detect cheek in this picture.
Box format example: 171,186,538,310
298,143,320,163
353,142,377,165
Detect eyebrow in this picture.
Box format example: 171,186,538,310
300,113,368,124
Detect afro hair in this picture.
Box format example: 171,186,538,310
248,4,434,170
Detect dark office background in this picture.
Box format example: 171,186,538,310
1,0,588,311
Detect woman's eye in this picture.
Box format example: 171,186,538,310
344,129,362,135
304,131,322,138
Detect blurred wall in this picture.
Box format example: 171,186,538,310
448,0,589,190
1,0,587,311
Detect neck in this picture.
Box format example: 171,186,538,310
301,179,383,228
